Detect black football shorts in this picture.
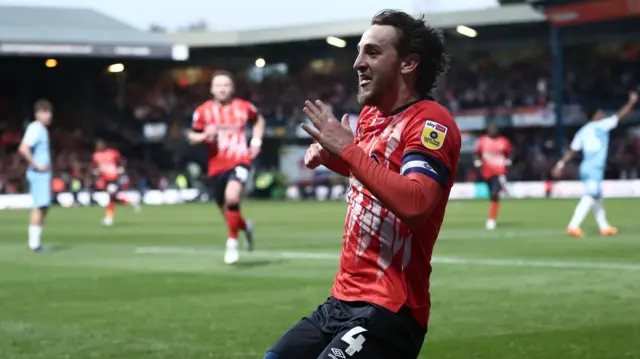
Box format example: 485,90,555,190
485,175,506,195
265,296,426,359
207,164,251,208
105,181,121,198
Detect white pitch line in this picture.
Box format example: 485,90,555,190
135,246,338,259
432,257,640,271
134,246,640,271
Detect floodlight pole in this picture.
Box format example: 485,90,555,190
550,25,565,155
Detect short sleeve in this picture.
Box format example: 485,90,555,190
503,138,513,154
570,130,583,151
247,102,259,122
22,123,40,147
191,107,205,132
595,115,618,132
401,117,458,189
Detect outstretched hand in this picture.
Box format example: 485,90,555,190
301,100,354,156
551,165,562,179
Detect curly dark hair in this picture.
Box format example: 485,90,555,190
371,10,449,95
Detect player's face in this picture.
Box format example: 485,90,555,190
593,110,604,121
96,141,105,151
35,109,52,126
488,125,498,137
211,75,234,103
353,25,401,106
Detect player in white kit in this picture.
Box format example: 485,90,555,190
552,91,638,237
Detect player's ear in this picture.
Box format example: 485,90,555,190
400,54,420,75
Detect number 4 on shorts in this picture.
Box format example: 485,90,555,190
340,326,367,356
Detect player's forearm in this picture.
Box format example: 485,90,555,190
339,144,441,225
617,99,636,121
252,116,266,142
18,143,34,166
557,150,575,167
505,153,513,166
319,150,350,176
187,131,207,145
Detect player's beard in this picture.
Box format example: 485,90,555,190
215,94,232,104
357,70,397,107
357,78,382,106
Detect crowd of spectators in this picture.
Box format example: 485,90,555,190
0,119,168,194
1,43,639,193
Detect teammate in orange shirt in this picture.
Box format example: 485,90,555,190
265,10,459,359
474,124,512,230
92,139,140,226
186,70,265,264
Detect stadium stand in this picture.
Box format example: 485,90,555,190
1,3,639,198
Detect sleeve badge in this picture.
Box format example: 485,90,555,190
421,120,448,150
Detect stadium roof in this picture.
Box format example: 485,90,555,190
165,4,546,48
0,5,188,60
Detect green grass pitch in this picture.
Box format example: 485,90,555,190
1,198,639,359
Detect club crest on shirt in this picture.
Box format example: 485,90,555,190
421,120,447,150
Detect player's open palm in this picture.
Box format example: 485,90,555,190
301,100,353,156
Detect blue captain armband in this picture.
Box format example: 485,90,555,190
400,151,450,189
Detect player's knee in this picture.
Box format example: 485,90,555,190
226,203,240,211
263,352,281,359
225,183,243,201
225,191,241,207
490,193,500,202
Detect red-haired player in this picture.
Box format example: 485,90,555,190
474,124,512,230
186,70,265,264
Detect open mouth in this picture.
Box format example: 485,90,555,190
359,75,372,87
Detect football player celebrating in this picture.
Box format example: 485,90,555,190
265,10,460,359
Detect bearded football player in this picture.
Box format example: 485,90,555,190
265,9,461,359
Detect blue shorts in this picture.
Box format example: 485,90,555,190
580,170,603,197
27,173,52,208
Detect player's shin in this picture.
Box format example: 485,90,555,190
489,199,500,220
568,195,594,230
592,198,615,234
486,194,500,230
28,224,42,250
224,204,244,239
28,208,44,250
223,203,243,264
103,200,115,226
